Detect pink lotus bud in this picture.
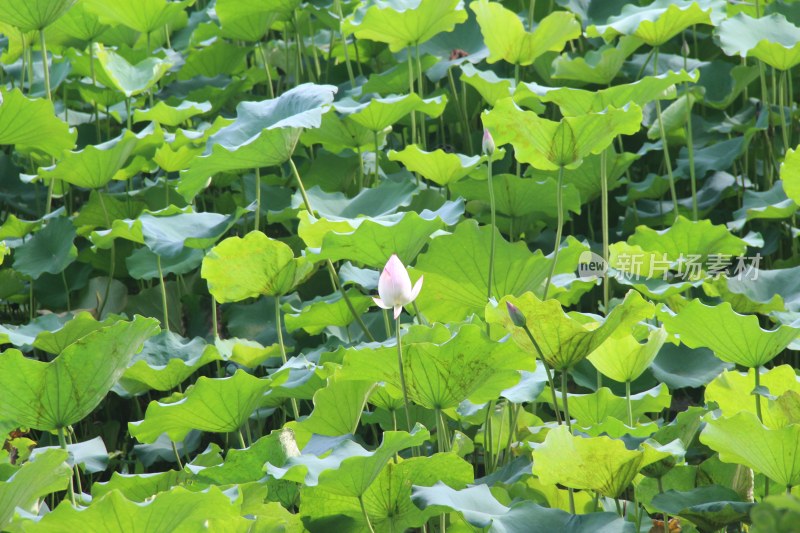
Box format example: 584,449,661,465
506,301,526,328
373,254,423,319
482,128,495,156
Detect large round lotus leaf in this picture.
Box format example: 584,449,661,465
587,0,721,46
83,0,189,34
344,0,467,52
705,365,800,429
529,150,637,204
552,35,643,85
25,486,247,533
388,145,481,186
487,290,654,371
215,0,300,41
45,1,107,45
284,290,372,335
133,100,211,127
202,231,313,302
716,13,800,71
93,43,172,97
450,174,581,219
780,146,800,205
658,299,799,368
533,425,672,498
12,216,77,280
0,448,70,527
460,64,517,107
471,0,580,66
128,369,271,443
651,485,754,533
411,482,634,533
547,383,671,427
0,0,75,31
701,411,800,488
336,94,447,132
0,88,76,157
588,327,667,383
297,373,375,437
482,98,642,170
0,316,159,431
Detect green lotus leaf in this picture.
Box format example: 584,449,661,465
780,146,800,205
650,343,732,389
304,178,418,219
178,83,336,200
215,0,299,41
12,217,77,280
126,247,204,280
303,453,473,532
92,470,185,502
516,70,697,116
411,482,634,532
73,190,145,230
91,207,243,258
658,299,799,368
460,63,517,107
119,331,221,394
37,126,163,189
716,13,800,71
588,0,721,46
297,373,375,437
705,366,800,429
32,311,118,354
388,145,481,186
133,100,211,126
720,265,800,313
93,43,172,97
728,181,797,231
0,0,75,31
533,425,672,498
26,486,247,533
699,61,761,109
482,98,642,170
547,383,671,427
336,94,447,132
0,316,159,431
0,88,76,157
588,327,667,383
552,35,643,85
410,220,552,323
344,0,467,52
471,0,580,66
202,231,313,302
284,290,372,335
700,411,800,488
83,0,189,34
627,215,748,264
177,41,249,81
299,110,384,154
0,448,70,527
451,174,581,219
129,369,270,443
651,485,754,533
487,290,654,371
31,436,109,474
362,55,439,96
342,324,532,410
301,210,446,268
45,1,107,45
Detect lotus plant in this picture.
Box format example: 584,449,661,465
374,254,423,436
483,128,497,317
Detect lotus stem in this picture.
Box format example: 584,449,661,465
407,48,417,147
256,43,275,98
561,371,572,432
395,316,414,436
359,496,377,533
254,167,261,231
543,164,565,300
520,324,562,425
333,0,356,87
625,380,633,427
754,366,763,422
172,441,183,469
779,69,790,153
435,408,450,453
653,47,679,220
156,255,169,332
57,427,77,505
486,157,496,309
483,400,494,473
39,29,51,101
682,45,698,221
276,297,300,420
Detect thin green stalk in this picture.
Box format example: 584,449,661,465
373,130,380,185
407,49,417,146
657,477,670,531
625,380,633,427
415,41,426,149
500,403,521,469
156,255,169,332
237,430,247,449
521,325,562,425
396,317,414,439
681,50,698,220
359,496,377,533
484,400,494,473
61,271,71,311
447,67,472,154
254,167,261,231
600,149,610,312
543,165,564,300
58,427,77,505
211,295,219,339
289,158,376,342
334,0,356,87
172,441,184,469
125,96,132,131
653,47,679,219
39,29,52,101
436,408,450,453
755,366,763,422
256,43,275,98
486,157,496,308
382,309,392,339
779,69,790,153
276,297,300,420
561,370,572,432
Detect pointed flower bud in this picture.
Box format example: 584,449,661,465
506,300,526,328
373,254,423,319
482,128,495,156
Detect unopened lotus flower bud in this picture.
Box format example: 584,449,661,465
506,301,526,328
373,254,423,319
482,128,495,156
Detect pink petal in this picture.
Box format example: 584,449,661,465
373,297,390,309
393,305,403,319
409,275,423,302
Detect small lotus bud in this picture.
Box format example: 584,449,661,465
506,301,526,328
482,128,495,156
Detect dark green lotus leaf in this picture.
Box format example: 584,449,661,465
729,181,796,231
12,217,77,280
487,290,653,371
650,342,732,389
25,486,247,533
552,35,643,85
658,299,799,368
303,178,418,219
300,110,382,153
118,331,221,394
483,98,642,170
0,448,70,527
472,0,580,66
0,316,159,431
126,247,204,280
32,311,118,354
721,265,800,313
0,88,76,157
178,83,336,200
129,369,270,443
0,0,75,31
93,43,172,97
411,482,634,532
215,0,299,41
716,13,800,70
698,60,760,109
588,0,722,46
83,0,190,34
32,436,109,474
345,0,467,52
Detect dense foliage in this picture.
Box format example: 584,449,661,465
3,0,800,531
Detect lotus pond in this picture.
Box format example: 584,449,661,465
5,0,800,531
